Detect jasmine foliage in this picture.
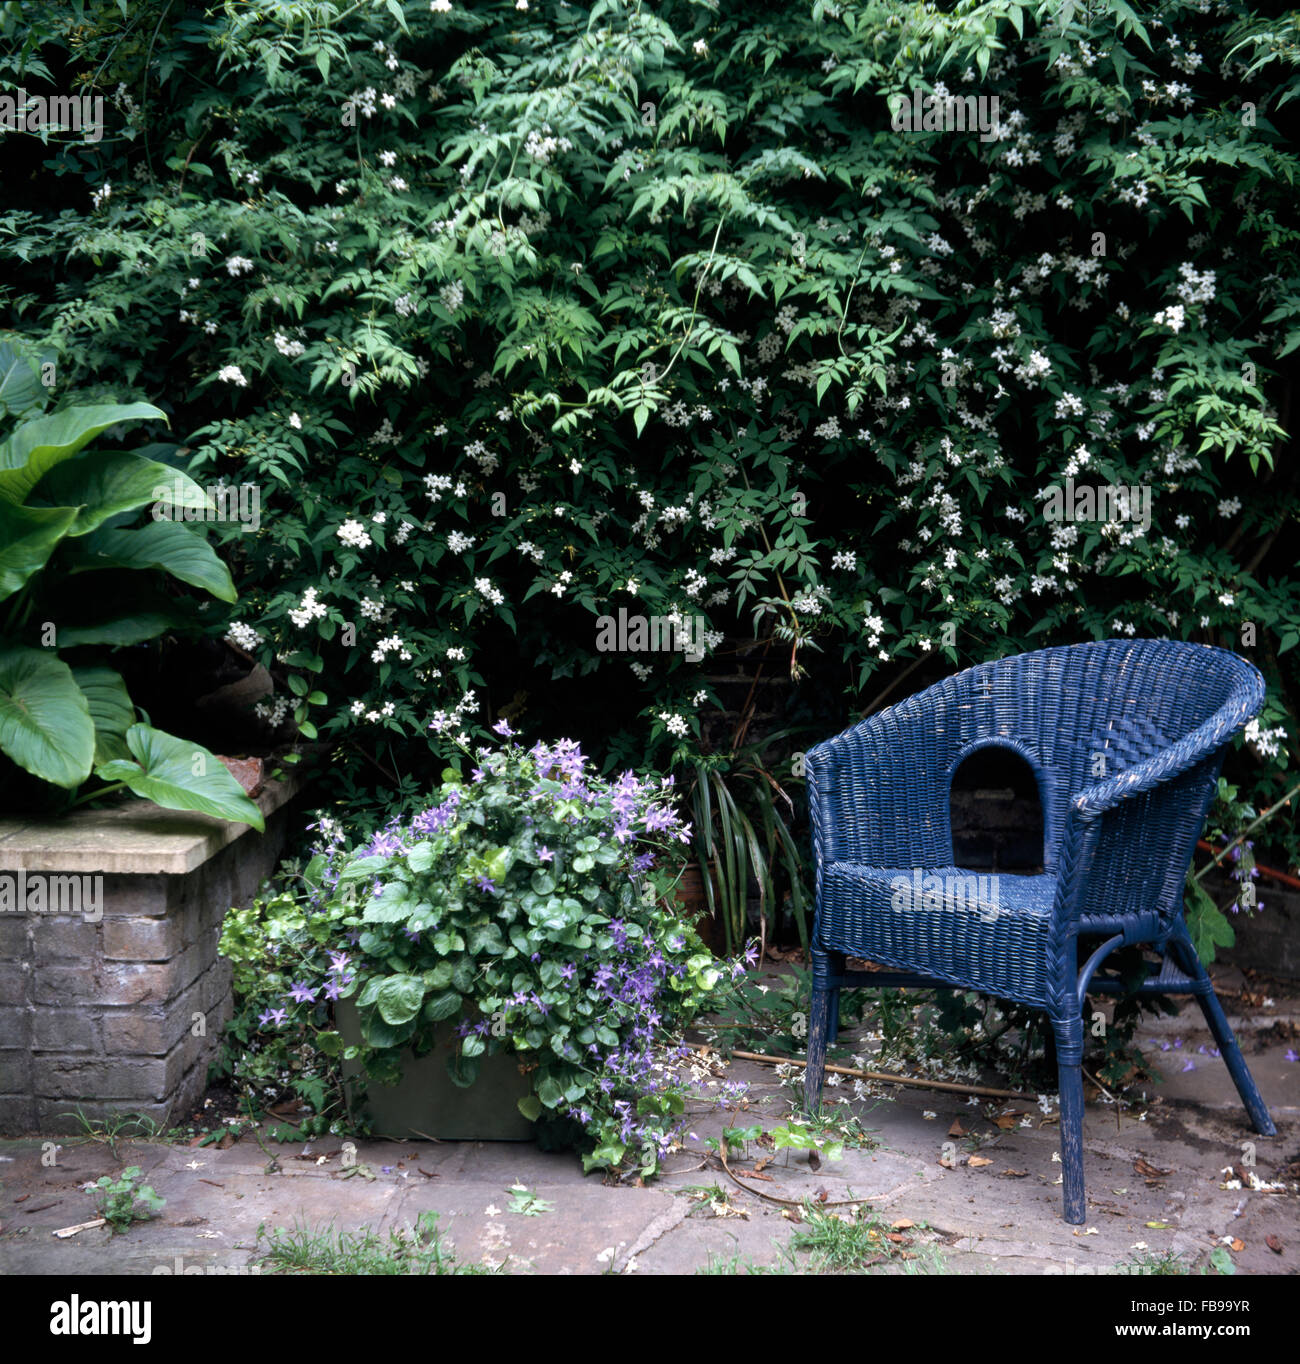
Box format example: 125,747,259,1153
1,0,1294,860
86,1166,165,1234
248,723,732,1176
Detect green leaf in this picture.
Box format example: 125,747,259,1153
407,841,436,873
536,1074,564,1108
65,521,236,602
485,845,513,883
0,645,95,788
468,922,506,955
582,1142,626,1171
374,974,424,1026
0,403,167,505
359,1006,415,1050
57,611,182,648
1185,876,1234,965
517,1094,542,1121
70,666,134,765
0,341,45,418
30,451,213,537
445,1050,481,1088
423,990,462,1022
0,500,78,600
94,724,265,829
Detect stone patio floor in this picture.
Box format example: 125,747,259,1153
1,964,1296,1276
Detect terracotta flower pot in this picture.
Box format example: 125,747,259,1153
672,861,725,954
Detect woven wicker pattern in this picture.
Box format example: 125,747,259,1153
803,639,1275,1223
806,639,1264,982
819,865,1056,1003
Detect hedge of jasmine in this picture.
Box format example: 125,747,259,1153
2,0,1296,858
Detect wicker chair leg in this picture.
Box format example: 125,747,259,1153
1053,1017,1086,1224
1193,981,1276,1136
805,954,832,1115
827,987,841,1045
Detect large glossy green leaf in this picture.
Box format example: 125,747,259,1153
95,723,265,830
374,974,425,1026
30,450,213,537
0,402,167,505
26,573,189,648
64,521,237,602
0,341,45,419
0,500,78,600
58,613,183,648
0,645,95,788
70,666,134,765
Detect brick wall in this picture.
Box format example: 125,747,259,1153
0,787,302,1135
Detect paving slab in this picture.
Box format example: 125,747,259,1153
1,973,1296,1275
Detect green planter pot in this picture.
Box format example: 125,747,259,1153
336,999,537,1141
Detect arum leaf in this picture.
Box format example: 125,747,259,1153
95,723,265,829
0,645,95,788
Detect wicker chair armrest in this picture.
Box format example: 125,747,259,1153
1070,692,1256,822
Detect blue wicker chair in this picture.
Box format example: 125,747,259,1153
803,639,1275,1223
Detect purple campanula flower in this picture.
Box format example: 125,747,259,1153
493,719,516,738
477,875,496,893
1286,1049,1299,1063
328,950,352,972
537,846,554,862
363,831,405,858
288,982,317,1004
1181,1059,1196,1072
259,1007,288,1028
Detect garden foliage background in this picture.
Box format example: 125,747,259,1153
1,0,1297,886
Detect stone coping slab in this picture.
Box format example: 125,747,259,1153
0,774,304,875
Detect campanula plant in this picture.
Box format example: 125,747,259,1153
300,721,728,1176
